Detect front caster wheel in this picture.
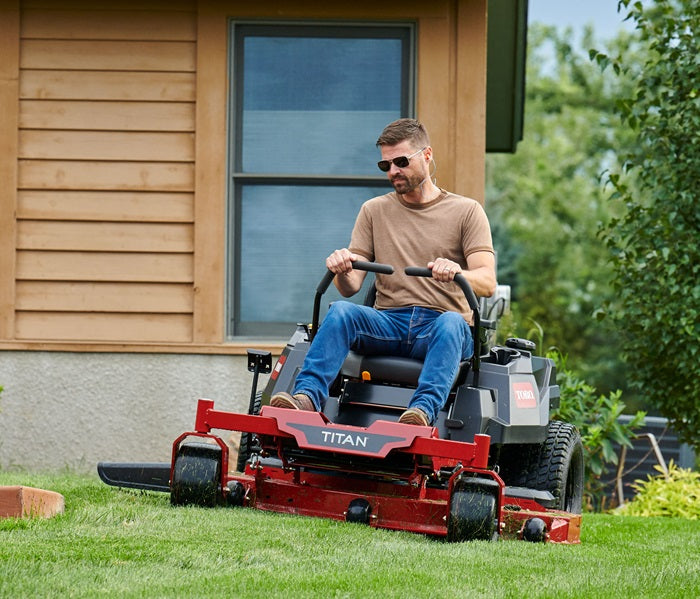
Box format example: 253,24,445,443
170,442,222,507
447,477,499,542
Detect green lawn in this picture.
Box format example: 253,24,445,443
1,471,698,598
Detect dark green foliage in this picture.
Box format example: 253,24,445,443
550,351,645,510
486,24,639,397
592,0,700,449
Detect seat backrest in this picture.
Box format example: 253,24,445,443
362,280,377,307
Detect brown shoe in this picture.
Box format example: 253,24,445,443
270,391,315,411
398,407,430,426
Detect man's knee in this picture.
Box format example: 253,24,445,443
321,301,366,333
435,311,468,333
326,300,358,322
434,311,473,355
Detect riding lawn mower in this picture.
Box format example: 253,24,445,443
99,262,584,543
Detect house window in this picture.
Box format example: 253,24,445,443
229,23,415,337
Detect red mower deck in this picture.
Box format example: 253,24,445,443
99,262,583,544
170,399,580,543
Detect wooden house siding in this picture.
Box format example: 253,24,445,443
14,1,197,343
0,0,489,353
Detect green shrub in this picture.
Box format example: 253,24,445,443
594,0,700,449
616,461,700,520
550,351,645,510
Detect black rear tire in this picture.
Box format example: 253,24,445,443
498,421,584,513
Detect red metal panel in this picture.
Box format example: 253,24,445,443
181,399,581,544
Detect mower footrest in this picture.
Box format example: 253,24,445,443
505,486,556,508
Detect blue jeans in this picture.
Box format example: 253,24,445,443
293,301,473,424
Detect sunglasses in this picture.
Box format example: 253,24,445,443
377,147,426,172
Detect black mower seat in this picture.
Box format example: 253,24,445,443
341,351,470,389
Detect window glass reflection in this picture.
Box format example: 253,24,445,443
239,185,390,326
241,36,403,175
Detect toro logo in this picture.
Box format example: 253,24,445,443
513,382,537,409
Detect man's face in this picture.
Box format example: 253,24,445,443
380,140,430,195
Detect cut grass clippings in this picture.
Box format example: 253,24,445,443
0,471,698,598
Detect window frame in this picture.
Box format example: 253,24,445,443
226,20,416,338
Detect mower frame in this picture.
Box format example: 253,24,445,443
99,261,583,543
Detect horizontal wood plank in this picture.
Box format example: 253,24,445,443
17,221,193,252
20,100,195,132
15,311,193,342
21,40,196,72
22,1,195,11
16,251,193,282
20,71,195,102
21,9,196,41
17,191,193,222
16,281,193,313
0,340,280,355
18,160,194,192
19,130,195,162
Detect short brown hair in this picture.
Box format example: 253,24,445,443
376,118,430,149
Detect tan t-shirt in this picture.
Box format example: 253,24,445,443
348,190,494,322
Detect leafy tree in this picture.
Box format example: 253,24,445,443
592,0,700,449
486,24,639,397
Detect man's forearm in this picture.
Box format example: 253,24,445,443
333,270,366,297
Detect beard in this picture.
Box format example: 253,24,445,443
390,172,426,195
